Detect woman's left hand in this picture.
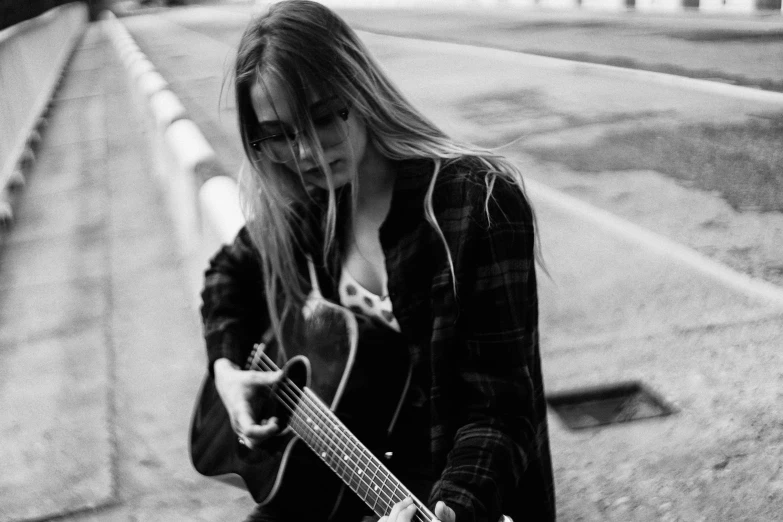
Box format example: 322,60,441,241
378,498,456,522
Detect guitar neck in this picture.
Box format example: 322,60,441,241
290,387,434,520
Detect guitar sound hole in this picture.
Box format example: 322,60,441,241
272,357,308,431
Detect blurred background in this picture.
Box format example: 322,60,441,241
2,0,783,521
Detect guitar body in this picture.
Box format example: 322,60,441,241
190,300,414,519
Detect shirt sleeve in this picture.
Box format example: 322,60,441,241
430,175,543,522
200,225,269,375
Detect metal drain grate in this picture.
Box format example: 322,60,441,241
546,381,675,430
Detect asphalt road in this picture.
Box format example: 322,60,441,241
335,5,783,92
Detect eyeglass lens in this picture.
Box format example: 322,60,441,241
252,104,350,163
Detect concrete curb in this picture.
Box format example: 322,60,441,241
150,89,187,129
101,10,242,306
200,175,245,245
0,2,89,227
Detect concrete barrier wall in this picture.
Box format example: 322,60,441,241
199,175,245,254
102,11,244,307
0,2,88,220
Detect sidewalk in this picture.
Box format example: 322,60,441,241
0,25,116,521
0,21,253,522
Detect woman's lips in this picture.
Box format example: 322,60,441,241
301,160,344,189
303,160,340,176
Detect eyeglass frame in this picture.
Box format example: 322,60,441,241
248,102,351,163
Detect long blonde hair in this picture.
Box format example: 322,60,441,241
233,0,541,343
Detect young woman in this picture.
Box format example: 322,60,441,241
200,1,555,520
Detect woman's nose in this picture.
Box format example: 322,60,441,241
296,136,316,162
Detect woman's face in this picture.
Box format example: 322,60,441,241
249,76,368,191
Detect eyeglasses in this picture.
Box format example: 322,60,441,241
249,100,351,164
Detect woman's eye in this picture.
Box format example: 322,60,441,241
263,132,295,144
312,113,335,127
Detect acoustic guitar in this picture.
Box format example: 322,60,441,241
189,260,513,521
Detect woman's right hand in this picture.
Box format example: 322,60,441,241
213,358,283,450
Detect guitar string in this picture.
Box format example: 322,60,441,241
250,352,434,522
290,390,408,518
249,354,402,513
251,353,432,522
276,387,433,522
300,386,403,516
248,345,428,519
249,344,392,504
254,358,426,521
251,351,383,494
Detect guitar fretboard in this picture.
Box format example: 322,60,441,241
289,387,433,520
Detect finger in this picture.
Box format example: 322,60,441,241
388,497,413,521
434,501,455,522
399,501,418,522
249,369,283,386
244,417,279,440
233,405,257,435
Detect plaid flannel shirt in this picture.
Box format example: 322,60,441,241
201,158,555,522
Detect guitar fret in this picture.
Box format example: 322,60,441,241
367,461,381,509
295,410,344,478
332,433,366,494
290,390,406,517
359,451,379,505
368,459,383,513
290,406,403,517
380,470,395,514
337,413,374,501
292,402,353,482
355,454,368,501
